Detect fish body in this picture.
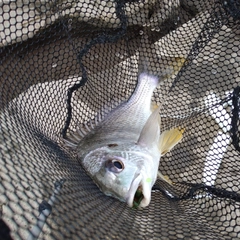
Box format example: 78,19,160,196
65,73,182,208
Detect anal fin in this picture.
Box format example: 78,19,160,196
157,171,173,185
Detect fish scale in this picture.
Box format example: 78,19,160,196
74,73,160,155
99,73,159,133
64,72,183,208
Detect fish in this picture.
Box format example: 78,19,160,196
64,72,184,208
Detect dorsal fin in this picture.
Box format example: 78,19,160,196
63,114,102,149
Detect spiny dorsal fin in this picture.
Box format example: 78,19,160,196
159,127,185,156
137,105,161,148
63,114,102,149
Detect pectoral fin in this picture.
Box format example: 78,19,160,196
159,127,185,156
137,105,161,148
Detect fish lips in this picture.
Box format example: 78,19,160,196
126,173,152,208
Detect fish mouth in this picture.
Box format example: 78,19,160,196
126,174,151,208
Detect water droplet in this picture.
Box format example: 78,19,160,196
139,30,144,35
52,63,57,68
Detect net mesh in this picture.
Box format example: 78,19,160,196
0,0,240,239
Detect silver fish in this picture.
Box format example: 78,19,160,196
64,72,183,208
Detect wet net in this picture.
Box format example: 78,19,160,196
0,0,240,239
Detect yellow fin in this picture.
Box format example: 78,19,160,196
162,57,188,80
159,127,185,156
151,103,160,112
157,171,173,185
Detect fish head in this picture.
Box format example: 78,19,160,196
82,144,160,208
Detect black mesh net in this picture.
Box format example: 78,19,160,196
1,0,240,239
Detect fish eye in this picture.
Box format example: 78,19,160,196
113,160,123,169
106,158,124,173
